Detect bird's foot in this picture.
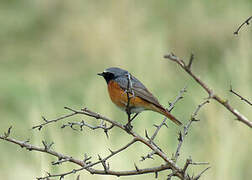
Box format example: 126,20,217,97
124,123,133,132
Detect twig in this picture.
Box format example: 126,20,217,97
164,53,252,128
141,86,187,161
32,106,122,131
52,157,72,166
234,16,252,35
0,133,85,168
168,86,187,112
32,110,78,130
140,151,156,161
194,167,211,180
61,120,114,138
151,118,168,141
1,106,189,179
174,100,209,162
230,85,252,106
36,139,176,179
2,84,206,180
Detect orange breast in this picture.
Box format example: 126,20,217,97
107,80,152,111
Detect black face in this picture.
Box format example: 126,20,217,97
98,72,115,83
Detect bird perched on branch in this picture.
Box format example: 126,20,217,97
98,67,182,127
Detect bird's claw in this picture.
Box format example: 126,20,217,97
124,123,133,132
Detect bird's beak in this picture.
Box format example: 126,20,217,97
97,72,104,76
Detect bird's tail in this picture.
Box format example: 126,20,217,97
154,106,182,126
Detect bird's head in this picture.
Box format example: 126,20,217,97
98,67,128,83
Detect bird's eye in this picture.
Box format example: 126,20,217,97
106,72,114,79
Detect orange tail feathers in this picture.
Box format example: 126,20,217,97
156,107,182,126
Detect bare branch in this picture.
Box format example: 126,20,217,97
36,138,178,179
168,86,187,112
151,118,168,142
230,85,252,106
3,126,12,138
1,108,187,179
33,106,125,132
187,53,194,70
194,167,211,180
151,86,187,142
140,86,188,161
234,16,252,35
0,133,85,168
164,53,252,128
2,84,207,180
52,157,72,166
61,120,114,138
174,100,209,162
32,109,78,130
140,151,155,161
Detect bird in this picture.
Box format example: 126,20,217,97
98,67,182,126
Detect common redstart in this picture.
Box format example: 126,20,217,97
98,67,182,126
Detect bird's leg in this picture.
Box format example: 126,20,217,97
124,72,135,132
124,112,139,132
124,108,133,132
130,113,139,122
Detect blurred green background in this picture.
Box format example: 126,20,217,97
0,0,251,179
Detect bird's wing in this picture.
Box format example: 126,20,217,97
115,75,164,109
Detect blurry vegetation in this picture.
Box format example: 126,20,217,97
0,0,251,179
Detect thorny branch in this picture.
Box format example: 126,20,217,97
174,100,210,163
0,87,209,180
234,16,252,35
164,53,252,128
230,85,252,106
61,120,114,138
141,86,187,161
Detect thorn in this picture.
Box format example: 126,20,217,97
42,140,47,149
155,171,158,178
145,129,150,140
98,154,102,161
163,122,168,128
192,118,200,122
80,120,84,131
76,175,80,180
194,167,211,180
104,129,109,139
69,122,78,131
41,116,48,122
107,162,110,170
187,53,194,69
108,148,114,154
4,126,12,138
48,142,54,149
38,125,43,131
83,153,92,164
140,156,145,161
80,107,87,111
42,141,54,151
178,131,183,141
134,163,139,172
24,139,30,144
